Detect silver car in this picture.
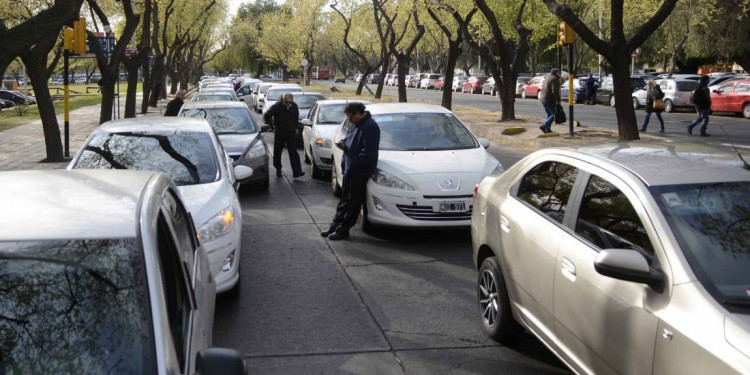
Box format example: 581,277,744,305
261,84,303,115
0,169,246,374
179,102,270,190
632,78,698,112
472,142,750,374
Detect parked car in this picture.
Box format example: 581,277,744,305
252,82,277,113
452,75,469,92
0,169,246,374
201,87,239,102
520,75,545,99
355,73,363,82
482,77,498,96
0,98,14,108
301,99,371,180
366,73,380,84
420,74,442,89
596,75,647,107
515,75,532,97
709,75,748,92
0,90,36,105
462,76,489,94
408,74,422,88
334,75,346,83
632,78,697,112
386,74,399,86
235,79,261,102
191,92,236,102
262,84,303,115
710,78,750,118
472,141,750,375
434,76,446,91
560,77,588,103
179,101,270,190
331,103,502,230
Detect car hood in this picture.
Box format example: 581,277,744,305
314,124,339,141
725,314,750,359
377,148,498,195
177,180,231,228
218,132,261,154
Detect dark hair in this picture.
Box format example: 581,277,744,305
344,102,366,115
550,69,560,76
701,75,710,83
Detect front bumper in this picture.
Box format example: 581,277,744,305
203,228,241,293
366,184,473,228
311,145,333,170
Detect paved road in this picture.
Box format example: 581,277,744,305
335,82,750,148
211,110,568,374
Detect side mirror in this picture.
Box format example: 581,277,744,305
260,125,273,132
195,348,247,375
594,249,663,291
713,90,719,94
300,118,312,127
233,165,253,180
239,98,244,102
478,138,490,148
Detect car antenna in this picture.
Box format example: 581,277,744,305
719,125,750,171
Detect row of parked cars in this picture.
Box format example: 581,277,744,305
0,89,36,109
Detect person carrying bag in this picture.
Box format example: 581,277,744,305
640,80,666,133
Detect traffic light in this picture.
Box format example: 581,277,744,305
557,21,574,46
73,18,87,55
64,29,75,52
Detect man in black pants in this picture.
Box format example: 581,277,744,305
264,93,305,178
321,102,380,241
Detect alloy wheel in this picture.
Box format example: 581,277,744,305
743,103,750,119
479,269,499,327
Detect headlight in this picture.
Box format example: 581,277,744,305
315,137,332,148
245,142,266,159
197,206,235,243
489,163,504,176
372,169,415,191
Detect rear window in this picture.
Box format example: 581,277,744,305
73,130,219,185
296,95,325,109
0,239,156,374
676,81,698,91
429,74,441,79
181,107,257,134
266,87,303,102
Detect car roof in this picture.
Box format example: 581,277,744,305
314,99,371,105
0,169,161,240
97,117,214,133
180,101,250,110
366,103,453,115
544,142,750,186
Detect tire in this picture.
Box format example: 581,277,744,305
462,87,467,94
664,99,674,113
304,146,311,164
632,97,640,110
361,200,375,234
482,88,486,95
478,257,523,343
609,95,616,107
521,90,527,99
311,159,324,180
743,103,750,119
331,166,342,197
255,178,269,191
224,270,241,298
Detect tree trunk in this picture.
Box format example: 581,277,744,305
282,66,288,82
169,71,178,94
499,77,517,121
374,58,389,99
99,71,116,124
396,56,409,102
21,48,63,161
140,62,151,114
440,42,460,110
611,56,639,140
124,63,139,118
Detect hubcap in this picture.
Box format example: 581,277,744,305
744,104,750,118
479,270,499,327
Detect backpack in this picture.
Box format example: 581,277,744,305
691,87,707,107
653,86,665,100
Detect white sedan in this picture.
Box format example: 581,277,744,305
301,99,370,180
68,117,252,296
331,103,502,230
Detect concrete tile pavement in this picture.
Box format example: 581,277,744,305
0,94,167,171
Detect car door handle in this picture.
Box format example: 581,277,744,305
561,257,576,279
499,215,510,233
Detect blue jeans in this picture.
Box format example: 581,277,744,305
689,107,710,134
642,111,664,131
541,100,556,129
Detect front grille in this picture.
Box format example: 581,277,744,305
396,204,473,221
320,156,333,165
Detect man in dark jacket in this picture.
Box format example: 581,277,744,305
585,73,597,105
163,90,186,116
539,69,561,133
688,75,712,137
264,93,305,178
321,102,380,241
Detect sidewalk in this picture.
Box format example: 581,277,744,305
0,94,168,171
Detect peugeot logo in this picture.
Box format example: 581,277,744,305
437,178,461,191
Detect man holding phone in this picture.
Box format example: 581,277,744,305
321,102,380,241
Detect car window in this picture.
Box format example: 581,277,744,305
73,131,219,186
373,112,478,151
575,175,654,258
659,81,668,90
676,81,698,91
718,83,734,93
515,161,578,224
266,87,303,102
0,239,156,374
156,212,193,373
180,107,257,134
735,83,749,92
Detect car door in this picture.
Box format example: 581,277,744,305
733,82,750,113
553,171,663,375
713,82,734,111
498,159,579,338
303,103,319,158
236,84,252,103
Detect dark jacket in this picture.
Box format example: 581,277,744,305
646,86,664,113
692,81,712,110
164,98,183,116
585,77,597,91
541,74,561,103
263,101,299,133
342,112,380,179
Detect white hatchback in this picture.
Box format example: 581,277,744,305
69,117,252,296
331,103,502,229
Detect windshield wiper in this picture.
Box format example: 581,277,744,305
724,298,750,308
217,131,252,135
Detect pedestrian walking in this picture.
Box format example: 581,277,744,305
585,73,597,105
687,75,712,137
640,80,666,133
320,102,380,241
539,69,561,133
163,90,186,116
264,93,305,178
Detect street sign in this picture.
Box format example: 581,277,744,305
87,36,116,54
301,58,309,67
632,47,641,58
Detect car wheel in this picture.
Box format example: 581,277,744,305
304,146,311,164
331,166,342,197
664,99,674,113
311,159,324,180
743,103,750,119
609,95,616,107
256,178,269,191
479,257,523,343
224,270,241,298
361,200,375,234
632,97,640,110
521,90,527,99
482,88,486,95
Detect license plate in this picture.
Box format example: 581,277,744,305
439,201,466,213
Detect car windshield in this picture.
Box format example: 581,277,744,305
374,112,478,151
0,239,156,374
180,107,257,134
652,182,750,309
676,81,698,91
317,103,348,124
259,85,273,94
73,130,219,186
296,95,324,109
192,94,233,102
266,88,302,102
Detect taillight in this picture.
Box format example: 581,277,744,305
473,184,480,200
